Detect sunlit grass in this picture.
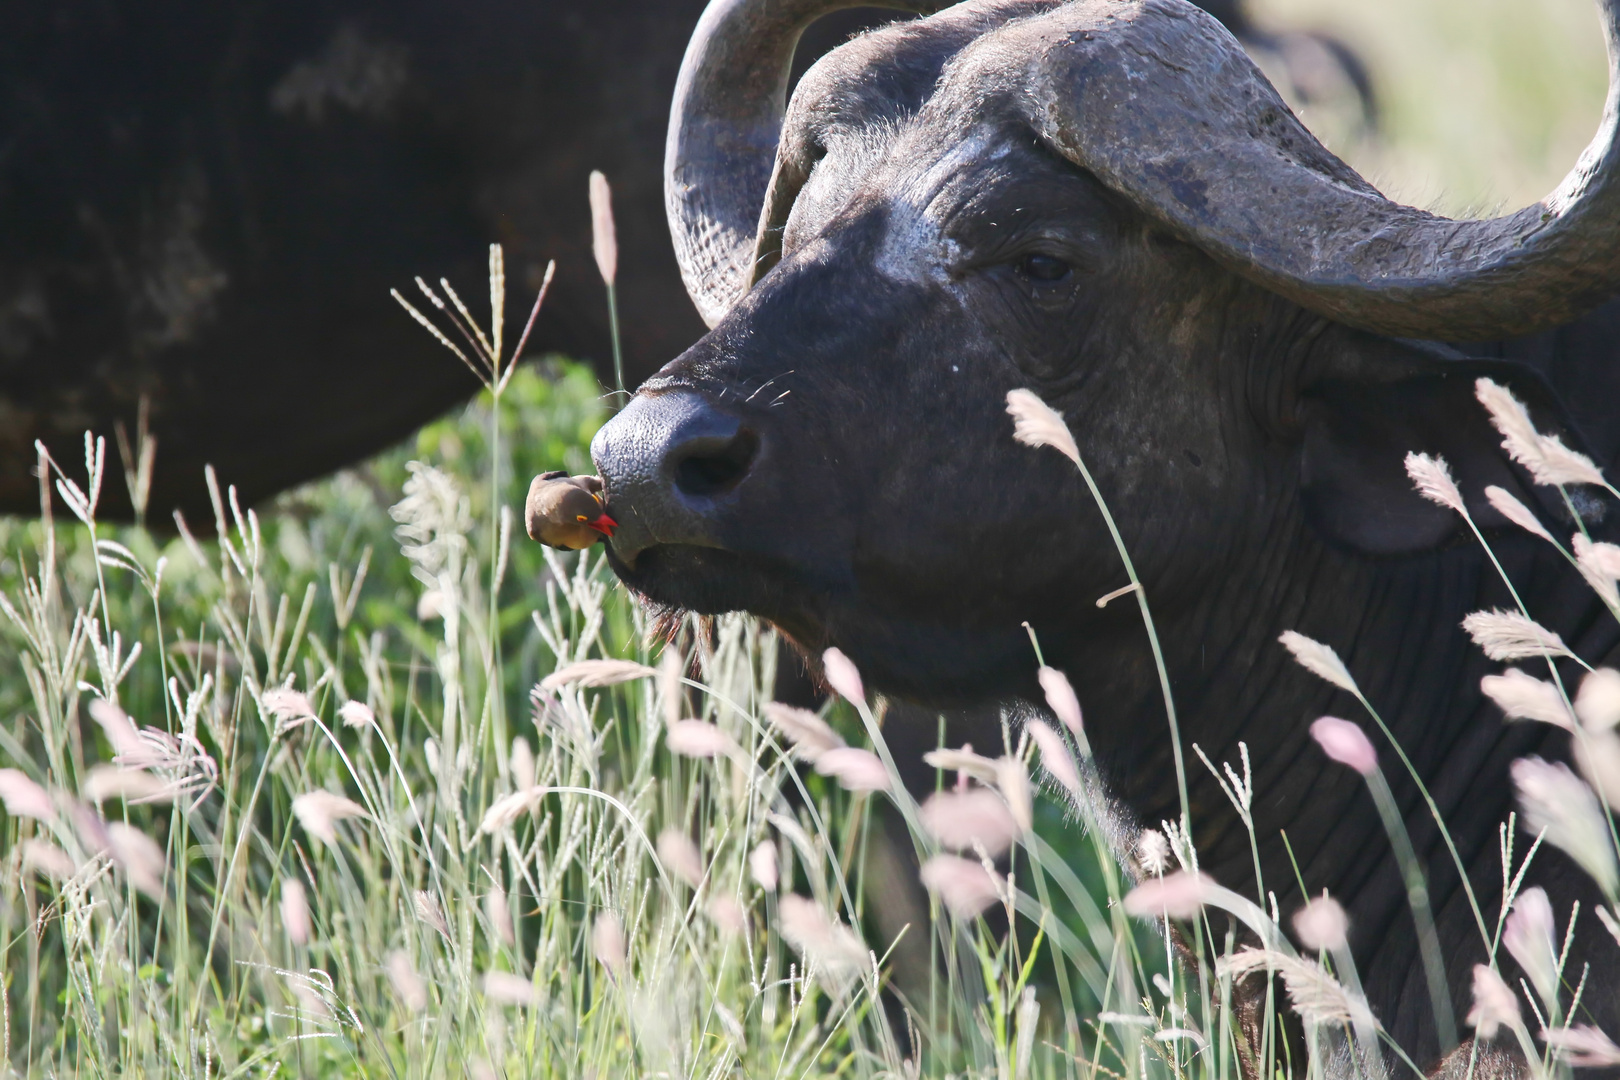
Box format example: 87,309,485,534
1254,0,1608,215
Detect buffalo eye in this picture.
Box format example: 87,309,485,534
1016,253,1071,282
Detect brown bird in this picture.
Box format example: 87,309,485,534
524,472,619,550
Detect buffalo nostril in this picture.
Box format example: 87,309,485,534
672,428,759,498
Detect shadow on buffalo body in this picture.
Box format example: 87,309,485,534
3,0,1368,521
588,0,1620,1072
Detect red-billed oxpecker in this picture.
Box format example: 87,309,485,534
524,472,618,550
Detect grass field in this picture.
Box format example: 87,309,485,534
1255,0,1609,214
2,2,1618,1076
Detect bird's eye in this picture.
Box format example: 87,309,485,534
1017,254,1071,282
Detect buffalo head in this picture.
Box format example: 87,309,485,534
589,0,1620,1060
592,0,1620,701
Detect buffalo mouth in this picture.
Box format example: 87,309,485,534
605,540,1042,706
604,542,830,643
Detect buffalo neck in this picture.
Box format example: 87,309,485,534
1043,430,1615,1061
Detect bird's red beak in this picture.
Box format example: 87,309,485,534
586,513,618,538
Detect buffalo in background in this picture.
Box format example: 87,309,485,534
589,0,1620,1070
1,0,1367,519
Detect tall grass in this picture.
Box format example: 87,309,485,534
4,246,1620,1080
0,253,1168,1079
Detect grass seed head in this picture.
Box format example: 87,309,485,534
762,702,845,762
920,854,1004,919
509,736,535,790
281,878,311,945
1477,378,1543,470
1465,963,1521,1040
0,768,54,822
1482,668,1575,730
1279,631,1360,694
106,821,165,897
660,647,684,728
386,950,428,1012
292,790,368,845
923,746,1000,784
749,841,778,892
706,895,748,936
480,786,547,834
482,971,539,1007
1485,485,1555,543
1503,886,1559,1011
20,839,76,881
821,647,865,707
1222,948,1375,1029
919,788,1021,857
813,747,891,792
1310,716,1378,776
540,659,656,692
413,889,450,940
1136,829,1172,875
1578,668,1620,731
486,886,515,948
665,719,737,759
1512,756,1620,896
82,764,170,805
262,686,316,724
657,827,705,888
1542,1024,1620,1067
1006,388,1081,467
1292,894,1350,953
1025,720,1083,801
88,698,144,757
994,756,1034,832
1406,452,1465,513
776,894,866,979
1464,609,1574,661
592,912,627,979
1475,378,1605,487
1123,870,1213,921
1037,666,1084,735
1535,433,1606,487
1575,535,1620,608
338,700,375,730
588,170,617,287
1574,728,1620,811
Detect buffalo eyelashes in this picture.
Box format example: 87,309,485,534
1016,254,1071,282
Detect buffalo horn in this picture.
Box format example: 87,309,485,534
666,0,955,328
1019,0,1620,339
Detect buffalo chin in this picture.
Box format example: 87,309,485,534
606,542,1039,708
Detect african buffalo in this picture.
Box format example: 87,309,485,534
588,0,1620,1068
3,0,1360,520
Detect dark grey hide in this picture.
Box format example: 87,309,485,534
590,0,1620,1069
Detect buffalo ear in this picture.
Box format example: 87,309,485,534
1299,361,1583,556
